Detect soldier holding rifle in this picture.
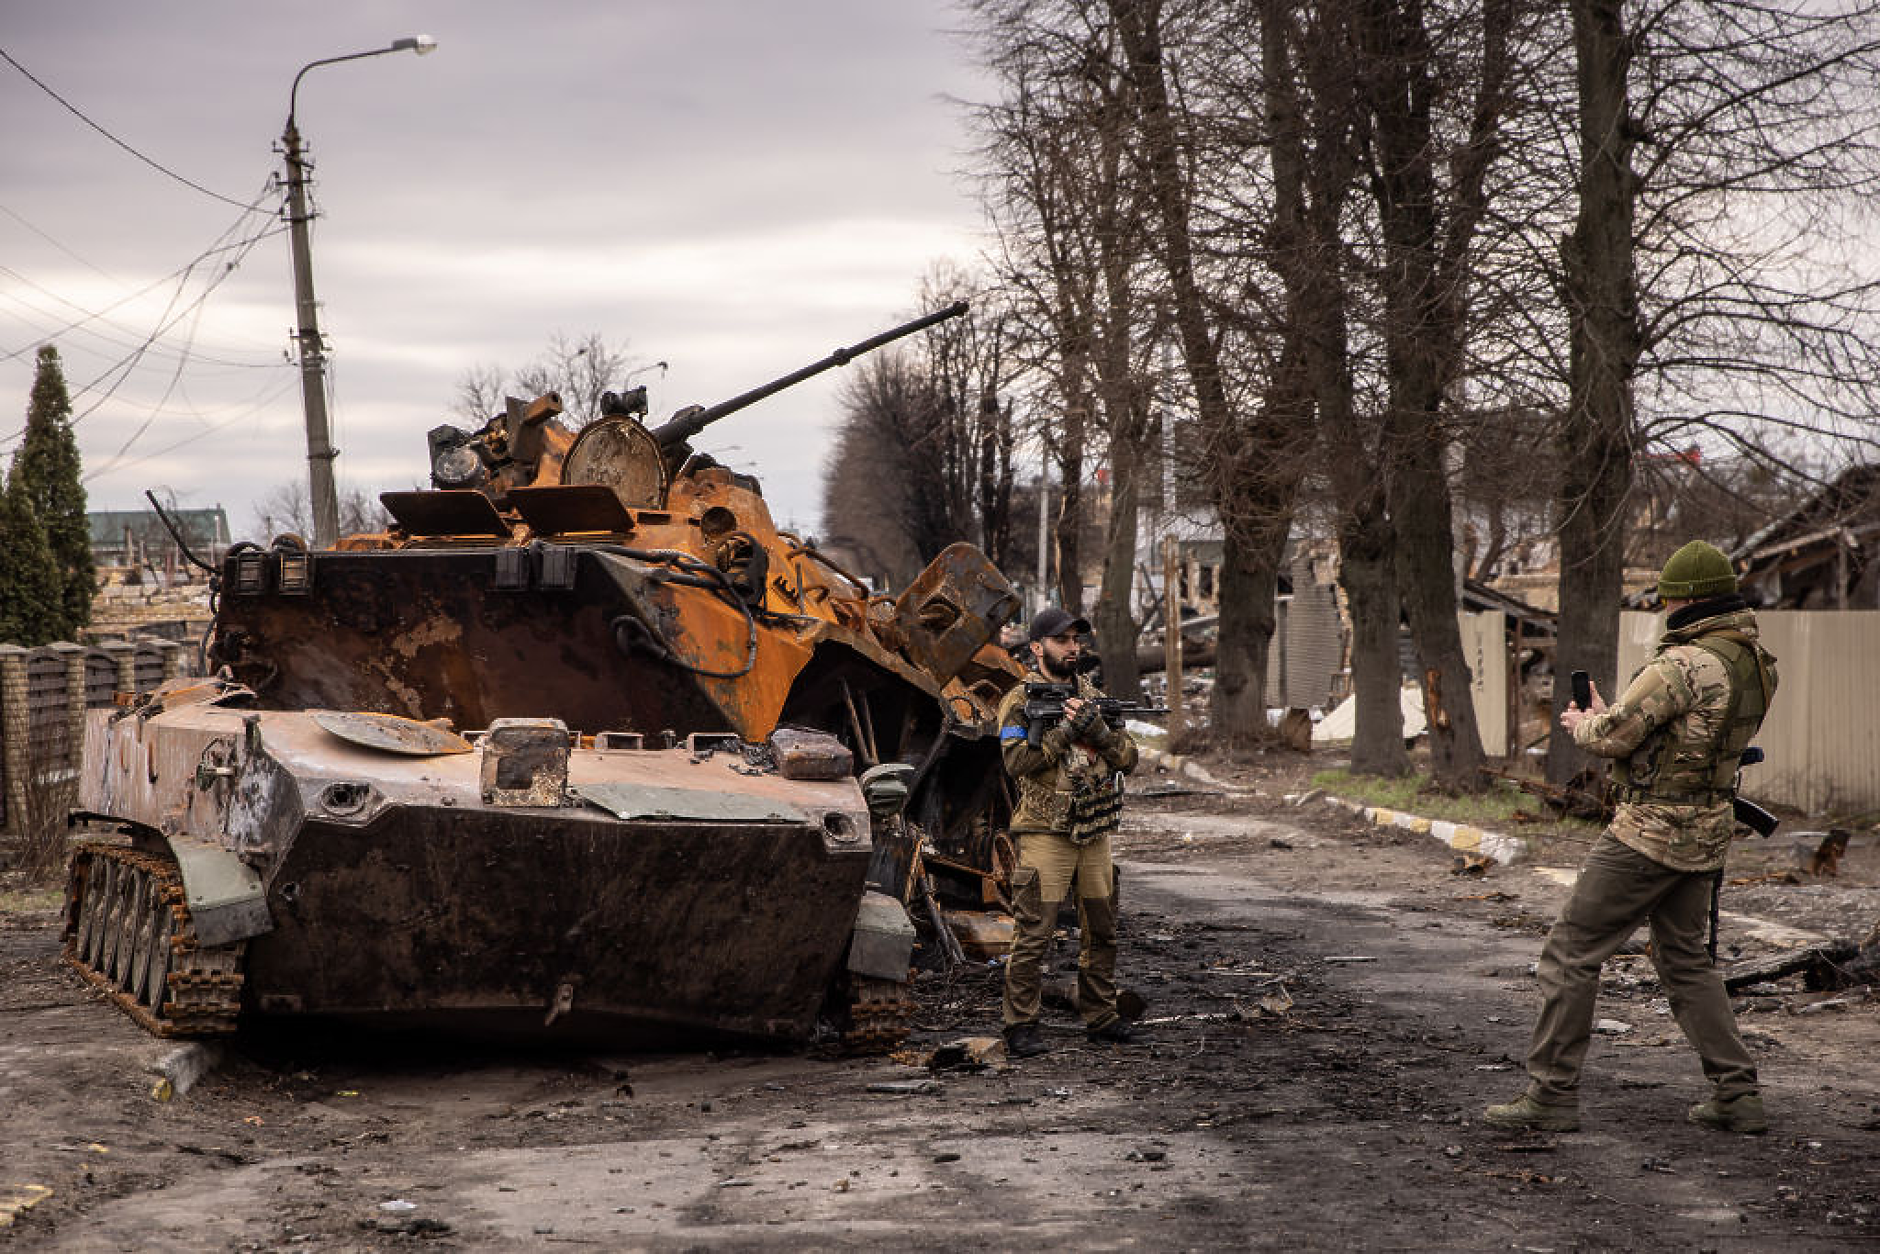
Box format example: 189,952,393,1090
1487,541,1778,1135
996,608,1146,1058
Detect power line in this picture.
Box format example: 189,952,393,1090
0,187,285,451
81,370,298,485
81,373,299,482
0,199,119,283
0,192,287,366
0,44,258,210
67,224,275,423
0,236,288,370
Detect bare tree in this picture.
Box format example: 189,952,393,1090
1346,0,1523,790
966,0,1118,617
454,363,509,424
1109,0,1312,748
1255,0,1410,774
454,332,648,429
819,352,970,585
1548,0,1880,784
916,265,1022,571
251,481,389,543
250,479,311,542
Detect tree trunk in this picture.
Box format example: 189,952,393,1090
1357,0,1510,791
1391,433,1486,788
1340,495,1408,775
1054,430,1087,615
1263,0,1402,771
1213,517,1279,749
1549,0,1641,787
976,386,1015,569
1112,0,1296,747
1094,437,1145,701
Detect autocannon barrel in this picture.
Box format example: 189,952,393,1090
648,300,969,449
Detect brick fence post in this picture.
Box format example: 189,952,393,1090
105,640,137,698
50,642,86,783
159,639,188,682
0,646,29,842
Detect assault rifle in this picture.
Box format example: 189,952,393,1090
1732,746,1779,838
1712,746,1779,962
1023,681,1167,748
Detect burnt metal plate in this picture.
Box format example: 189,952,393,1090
381,489,513,538
509,485,637,536
573,781,807,824
311,710,473,756
562,416,669,508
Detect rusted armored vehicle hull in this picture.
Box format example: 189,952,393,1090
210,537,1018,885
64,306,1020,1047
67,696,898,1044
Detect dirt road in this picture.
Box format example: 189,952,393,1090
3,762,1876,1251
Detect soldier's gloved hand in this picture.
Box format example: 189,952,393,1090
1066,700,1104,740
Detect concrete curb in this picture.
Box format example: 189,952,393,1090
1313,794,1531,866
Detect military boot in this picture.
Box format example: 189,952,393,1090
1004,1022,1050,1059
1689,1092,1767,1135
1087,1019,1149,1046
1482,1093,1580,1132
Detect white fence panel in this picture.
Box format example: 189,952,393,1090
1618,609,1880,815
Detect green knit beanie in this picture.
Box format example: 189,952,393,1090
1657,540,1737,599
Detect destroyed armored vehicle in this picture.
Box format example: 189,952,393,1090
64,304,1023,1048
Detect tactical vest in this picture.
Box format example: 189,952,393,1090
1614,629,1775,805
999,669,1125,844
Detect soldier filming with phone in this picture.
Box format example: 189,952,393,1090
1487,541,1778,1135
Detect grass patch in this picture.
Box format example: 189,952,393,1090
1311,767,1564,829
0,882,64,917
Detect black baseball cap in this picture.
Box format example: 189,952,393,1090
1028,607,1091,642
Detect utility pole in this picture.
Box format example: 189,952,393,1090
281,35,435,549
280,121,339,549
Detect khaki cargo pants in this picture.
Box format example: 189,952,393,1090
1524,833,1758,1106
1001,830,1119,1031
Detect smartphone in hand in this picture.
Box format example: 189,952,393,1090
1570,670,1592,710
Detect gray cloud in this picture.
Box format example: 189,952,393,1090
1,0,989,536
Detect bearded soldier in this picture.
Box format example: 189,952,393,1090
1487,541,1778,1134
997,608,1144,1058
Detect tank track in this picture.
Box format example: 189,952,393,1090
62,842,245,1037
842,977,916,1054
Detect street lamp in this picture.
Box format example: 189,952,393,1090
281,35,436,549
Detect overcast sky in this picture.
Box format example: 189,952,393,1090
0,2,992,539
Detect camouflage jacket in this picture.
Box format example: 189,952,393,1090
997,667,1138,841
1571,606,1776,872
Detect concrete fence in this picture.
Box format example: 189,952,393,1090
0,638,192,837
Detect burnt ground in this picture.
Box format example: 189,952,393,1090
2,754,1877,1252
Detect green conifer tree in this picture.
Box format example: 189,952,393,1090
14,346,94,636
0,469,63,645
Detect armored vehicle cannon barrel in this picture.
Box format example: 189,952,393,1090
649,300,968,452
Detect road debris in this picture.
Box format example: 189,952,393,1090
1722,939,1861,993
945,911,1015,962
925,1037,1006,1072
150,1042,226,1103
0,1185,53,1230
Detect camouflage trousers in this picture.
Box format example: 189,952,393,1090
1524,833,1757,1105
1001,831,1119,1031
